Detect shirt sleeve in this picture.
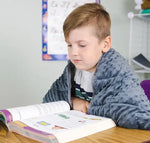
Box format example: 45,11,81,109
43,65,69,103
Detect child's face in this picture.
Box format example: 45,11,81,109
67,25,108,72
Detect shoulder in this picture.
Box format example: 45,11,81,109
100,48,127,66
93,48,139,89
95,48,131,77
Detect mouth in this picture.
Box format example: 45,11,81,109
73,59,81,63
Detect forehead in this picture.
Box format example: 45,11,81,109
67,25,97,42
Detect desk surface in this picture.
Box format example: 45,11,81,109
0,126,150,143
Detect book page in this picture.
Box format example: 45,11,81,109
20,110,101,133
18,110,115,142
7,101,70,121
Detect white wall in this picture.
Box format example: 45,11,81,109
0,0,136,109
102,0,137,58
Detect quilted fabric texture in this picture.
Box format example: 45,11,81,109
43,48,150,129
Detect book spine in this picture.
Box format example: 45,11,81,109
9,121,59,143
0,110,13,124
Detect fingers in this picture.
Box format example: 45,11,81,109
86,101,90,108
81,105,88,113
71,97,90,113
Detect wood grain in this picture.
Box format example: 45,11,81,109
0,125,150,143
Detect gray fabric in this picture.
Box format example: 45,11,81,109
43,48,150,129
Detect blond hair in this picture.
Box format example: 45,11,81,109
63,3,111,41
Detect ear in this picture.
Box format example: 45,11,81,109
102,36,111,53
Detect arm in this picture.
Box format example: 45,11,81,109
88,74,150,129
43,65,69,103
88,48,150,130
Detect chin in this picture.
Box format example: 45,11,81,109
74,66,85,71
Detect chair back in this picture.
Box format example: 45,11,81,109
141,80,150,101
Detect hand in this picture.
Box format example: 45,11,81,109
71,97,90,113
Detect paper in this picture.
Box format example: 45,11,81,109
42,0,100,60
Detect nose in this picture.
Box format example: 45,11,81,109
70,46,79,56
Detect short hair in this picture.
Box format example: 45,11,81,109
63,3,111,41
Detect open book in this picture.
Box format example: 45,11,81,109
0,101,116,143
132,54,150,71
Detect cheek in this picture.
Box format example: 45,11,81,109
67,49,71,57
88,50,102,63
68,54,72,60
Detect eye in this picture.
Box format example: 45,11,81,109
67,44,72,48
79,44,86,48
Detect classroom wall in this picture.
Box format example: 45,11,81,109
0,0,137,109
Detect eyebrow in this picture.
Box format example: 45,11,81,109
67,40,87,44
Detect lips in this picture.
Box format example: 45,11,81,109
73,59,81,63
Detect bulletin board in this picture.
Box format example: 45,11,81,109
42,0,101,61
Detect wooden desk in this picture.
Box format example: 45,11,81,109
0,125,150,143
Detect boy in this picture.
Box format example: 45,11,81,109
43,3,150,129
